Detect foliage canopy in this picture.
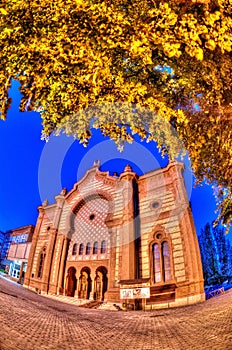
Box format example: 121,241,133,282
0,0,231,229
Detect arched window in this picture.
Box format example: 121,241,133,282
153,243,161,282
86,242,91,255
152,241,171,283
79,243,84,255
93,241,98,254
37,248,46,278
72,243,77,255
162,242,171,281
100,240,106,254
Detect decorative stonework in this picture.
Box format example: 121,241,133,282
24,161,205,309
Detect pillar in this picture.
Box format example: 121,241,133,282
23,206,45,287
57,236,69,294
42,192,66,293
119,165,138,281
19,261,25,284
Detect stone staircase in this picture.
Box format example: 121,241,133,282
42,293,88,306
97,302,122,311
79,300,103,308
41,293,122,310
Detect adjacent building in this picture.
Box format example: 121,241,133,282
5,225,34,283
24,161,205,309
0,230,11,270
0,230,6,267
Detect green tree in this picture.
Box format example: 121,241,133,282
226,240,232,278
213,225,228,277
198,222,232,285
0,0,231,229
198,223,220,285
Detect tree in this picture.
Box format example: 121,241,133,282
226,240,232,277
213,225,228,277
198,223,220,285
198,222,232,285
0,0,231,229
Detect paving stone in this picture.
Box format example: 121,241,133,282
0,277,231,350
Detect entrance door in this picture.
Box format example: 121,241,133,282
78,268,91,299
10,262,20,279
94,267,108,301
95,273,102,300
65,267,77,297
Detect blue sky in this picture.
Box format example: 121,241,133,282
0,81,231,243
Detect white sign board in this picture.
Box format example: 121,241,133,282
11,234,29,244
120,287,150,299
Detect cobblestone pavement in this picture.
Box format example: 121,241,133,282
0,277,231,350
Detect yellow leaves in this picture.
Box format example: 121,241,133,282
0,0,232,153
204,11,221,26
143,54,153,65
148,3,178,27
74,0,85,6
130,39,148,56
205,39,216,51
202,8,232,54
131,40,142,51
185,45,204,60
197,24,208,36
114,74,124,87
1,0,231,230
195,48,204,61
179,14,198,29
163,42,182,58
0,27,14,38
176,110,188,125
85,73,91,82
0,8,8,15
136,83,147,96
92,70,99,85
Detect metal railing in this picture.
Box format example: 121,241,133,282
208,287,225,298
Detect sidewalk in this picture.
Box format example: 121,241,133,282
0,271,21,285
0,277,232,350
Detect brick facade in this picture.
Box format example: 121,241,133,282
24,161,205,309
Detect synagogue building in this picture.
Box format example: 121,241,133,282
24,160,205,309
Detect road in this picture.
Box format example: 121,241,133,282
0,277,231,350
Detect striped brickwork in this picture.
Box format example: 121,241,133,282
24,161,205,308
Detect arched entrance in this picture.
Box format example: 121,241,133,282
94,266,108,301
65,267,77,297
78,267,92,299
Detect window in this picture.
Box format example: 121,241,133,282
89,214,95,220
152,241,171,283
79,243,84,255
93,241,98,254
152,201,159,209
86,242,91,255
153,244,161,282
37,248,46,278
162,242,171,281
72,243,77,255
100,240,106,254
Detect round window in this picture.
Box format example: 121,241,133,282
152,202,159,209
89,214,95,220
